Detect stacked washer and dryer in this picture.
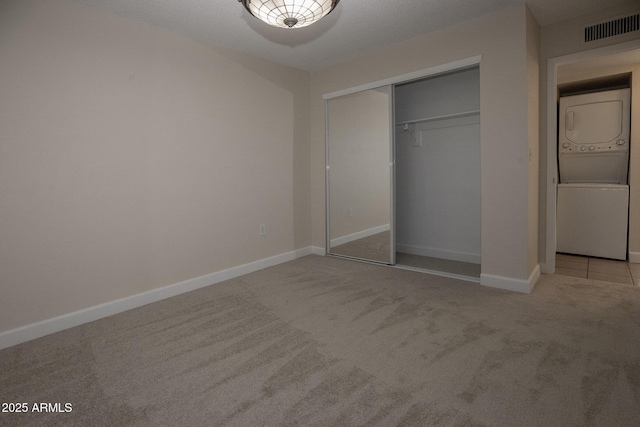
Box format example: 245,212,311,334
557,88,631,261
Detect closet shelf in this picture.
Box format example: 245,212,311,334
396,110,480,127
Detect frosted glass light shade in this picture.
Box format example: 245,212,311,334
238,0,340,29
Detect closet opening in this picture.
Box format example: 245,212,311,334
394,67,481,280
325,58,482,283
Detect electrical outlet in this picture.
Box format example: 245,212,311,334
348,207,353,217
259,224,267,236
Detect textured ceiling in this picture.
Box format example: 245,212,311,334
72,0,639,71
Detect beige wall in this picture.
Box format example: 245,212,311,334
0,0,310,333
539,2,640,268
311,4,539,287
541,3,640,61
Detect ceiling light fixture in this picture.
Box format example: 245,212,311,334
237,0,341,29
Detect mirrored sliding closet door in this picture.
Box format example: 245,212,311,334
326,86,395,264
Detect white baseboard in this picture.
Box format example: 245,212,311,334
330,224,390,247
480,264,540,294
539,261,553,274
311,246,326,256
396,243,481,264
629,251,640,264
0,247,316,351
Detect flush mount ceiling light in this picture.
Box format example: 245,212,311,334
238,0,341,29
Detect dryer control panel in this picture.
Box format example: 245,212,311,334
559,138,628,154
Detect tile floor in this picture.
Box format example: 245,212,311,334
555,253,640,286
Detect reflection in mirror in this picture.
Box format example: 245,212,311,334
326,86,393,264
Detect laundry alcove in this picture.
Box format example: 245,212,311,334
326,63,481,281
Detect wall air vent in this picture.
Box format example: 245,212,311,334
585,13,640,42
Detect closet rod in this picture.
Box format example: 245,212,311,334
395,109,480,127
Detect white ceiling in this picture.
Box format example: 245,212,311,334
71,0,638,71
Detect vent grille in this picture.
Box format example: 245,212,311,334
585,13,640,42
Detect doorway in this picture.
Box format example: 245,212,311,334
544,40,640,274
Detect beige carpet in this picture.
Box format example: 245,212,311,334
1,255,640,426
